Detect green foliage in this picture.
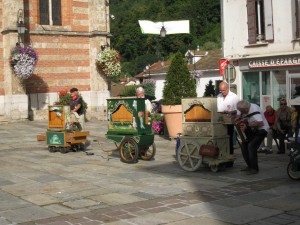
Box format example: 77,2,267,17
203,80,216,97
121,85,137,97
142,79,156,101
110,0,221,76
162,52,197,105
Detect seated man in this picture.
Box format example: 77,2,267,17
275,99,293,154
258,105,276,154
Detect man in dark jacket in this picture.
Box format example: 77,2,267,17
70,87,84,130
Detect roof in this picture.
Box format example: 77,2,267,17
134,49,222,78
191,49,222,71
135,61,171,78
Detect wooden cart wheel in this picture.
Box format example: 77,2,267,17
210,165,219,173
119,138,139,163
177,141,201,172
139,143,156,161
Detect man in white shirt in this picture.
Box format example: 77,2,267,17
136,87,152,113
217,81,239,154
236,100,269,175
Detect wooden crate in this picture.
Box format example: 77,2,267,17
36,133,46,141
48,105,70,130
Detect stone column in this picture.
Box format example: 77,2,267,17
2,0,29,120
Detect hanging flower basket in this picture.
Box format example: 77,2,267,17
96,48,121,77
10,45,38,79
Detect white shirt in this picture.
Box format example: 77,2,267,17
246,103,269,132
145,99,152,113
217,91,239,113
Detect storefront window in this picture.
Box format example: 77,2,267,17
272,70,286,109
242,72,260,106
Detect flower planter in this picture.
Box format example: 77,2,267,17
161,105,182,138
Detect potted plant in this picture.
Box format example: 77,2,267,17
161,52,197,137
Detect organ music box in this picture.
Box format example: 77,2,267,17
182,97,227,137
106,97,153,136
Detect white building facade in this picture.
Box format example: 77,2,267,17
222,0,300,110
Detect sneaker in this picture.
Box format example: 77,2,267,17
240,166,250,171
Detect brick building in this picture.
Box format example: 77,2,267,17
0,0,111,122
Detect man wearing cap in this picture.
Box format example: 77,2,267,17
70,88,84,130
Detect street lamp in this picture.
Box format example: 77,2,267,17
17,9,26,44
160,25,166,37
101,43,110,51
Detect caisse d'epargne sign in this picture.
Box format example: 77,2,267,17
249,57,300,68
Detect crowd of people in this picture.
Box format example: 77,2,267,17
217,81,300,175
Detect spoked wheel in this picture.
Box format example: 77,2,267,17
119,138,139,163
139,143,156,161
177,141,201,172
287,162,300,180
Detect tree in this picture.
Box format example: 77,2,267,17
162,52,197,105
203,80,215,97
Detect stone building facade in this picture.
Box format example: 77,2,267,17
0,0,111,122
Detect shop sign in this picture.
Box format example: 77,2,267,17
249,56,300,68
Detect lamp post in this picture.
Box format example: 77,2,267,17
160,25,166,37
101,43,110,51
17,9,26,44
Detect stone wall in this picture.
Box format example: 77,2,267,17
0,0,111,121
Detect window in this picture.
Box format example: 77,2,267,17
39,0,61,25
247,0,274,44
295,0,300,38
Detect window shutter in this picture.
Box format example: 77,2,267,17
39,0,49,25
247,0,257,44
52,0,62,25
296,0,300,38
264,0,274,41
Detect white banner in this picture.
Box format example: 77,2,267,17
138,20,190,35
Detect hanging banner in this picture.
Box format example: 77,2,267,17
219,59,229,75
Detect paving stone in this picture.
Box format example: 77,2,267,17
0,205,58,224
164,216,232,225
263,215,294,224
21,194,60,206
43,204,87,215
254,195,300,211
173,202,229,217
203,205,282,225
123,210,189,225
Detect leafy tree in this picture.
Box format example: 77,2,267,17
142,79,156,101
110,0,221,77
203,80,215,97
162,52,196,105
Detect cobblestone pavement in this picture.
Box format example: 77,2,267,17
0,120,299,225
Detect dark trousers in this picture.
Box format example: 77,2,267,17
227,124,235,154
241,130,267,171
278,127,293,153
